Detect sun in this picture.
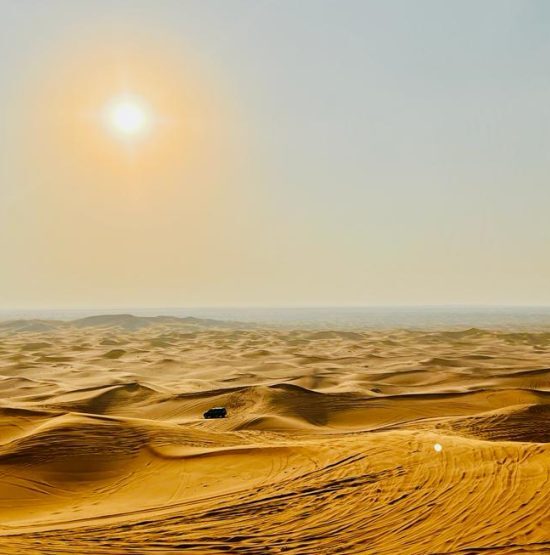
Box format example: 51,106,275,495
103,95,152,139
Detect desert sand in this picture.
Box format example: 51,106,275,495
0,314,548,554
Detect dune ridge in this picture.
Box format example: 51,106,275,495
0,316,548,553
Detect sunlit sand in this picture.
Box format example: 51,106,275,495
0,315,548,553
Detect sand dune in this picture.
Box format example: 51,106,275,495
0,316,548,553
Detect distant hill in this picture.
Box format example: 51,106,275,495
0,314,249,333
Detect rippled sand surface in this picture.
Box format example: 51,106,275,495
0,315,549,554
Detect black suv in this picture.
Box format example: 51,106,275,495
203,407,227,419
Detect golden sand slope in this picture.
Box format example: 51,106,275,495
0,317,549,554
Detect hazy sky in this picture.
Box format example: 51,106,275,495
1,0,549,308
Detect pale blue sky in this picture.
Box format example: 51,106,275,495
1,1,549,308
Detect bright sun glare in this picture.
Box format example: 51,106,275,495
104,96,151,139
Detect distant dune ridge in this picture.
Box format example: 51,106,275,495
0,315,548,553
